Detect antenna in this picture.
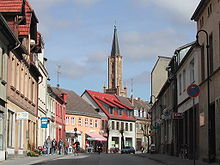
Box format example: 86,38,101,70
131,78,134,96
57,65,61,88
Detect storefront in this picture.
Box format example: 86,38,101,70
86,132,107,152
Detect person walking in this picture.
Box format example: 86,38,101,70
58,138,64,155
73,140,80,156
97,141,103,154
51,139,57,154
45,136,52,155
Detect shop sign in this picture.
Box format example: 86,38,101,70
17,112,29,120
41,117,48,128
173,113,184,119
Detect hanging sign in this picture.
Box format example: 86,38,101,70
41,117,48,128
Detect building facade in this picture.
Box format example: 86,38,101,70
82,90,136,152
36,33,49,147
0,14,20,161
191,0,220,162
151,56,171,101
0,0,42,156
51,88,67,142
53,88,103,150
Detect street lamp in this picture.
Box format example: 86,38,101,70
196,30,212,162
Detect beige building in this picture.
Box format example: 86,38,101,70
0,14,20,161
0,0,42,156
151,56,171,102
191,0,220,162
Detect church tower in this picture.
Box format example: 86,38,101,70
104,26,127,97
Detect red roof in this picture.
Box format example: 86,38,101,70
0,0,32,13
0,0,37,36
85,90,135,121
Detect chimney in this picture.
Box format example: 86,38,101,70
61,93,68,102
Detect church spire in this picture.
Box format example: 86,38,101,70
111,25,120,57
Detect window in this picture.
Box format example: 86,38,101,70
121,122,124,130
95,120,98,128
130,123,133,132
179,74,182,95
201,45,205,81
90,119,93,127
183,70,186,91
116,122,119,130
190,59,195,83
85,118,88,127
125,123,128,131
78,118,82,126
209,34,214,74
208,3,212,16
71,117,75,125
16,62,20,90
118,109,122,115
66,117,69,125
200,16,204,28
112,121,115,130
0,113,3,150
7,110,14,147
109,107,113,114
11,57,15,86
138,110,141,117
18,120,23,149
101,120,105,130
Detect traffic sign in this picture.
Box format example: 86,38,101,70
187,84,200,98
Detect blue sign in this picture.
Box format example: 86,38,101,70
187,84,200,98
41,117,48,128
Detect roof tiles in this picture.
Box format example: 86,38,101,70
86,90,135,121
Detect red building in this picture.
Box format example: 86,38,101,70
52,87,67,142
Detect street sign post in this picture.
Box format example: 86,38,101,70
187,84,200,165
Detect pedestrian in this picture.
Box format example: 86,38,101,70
51,138,57,154
97,141,103,154
45,136,52,155
58,138,64,155
64,140,69,155
73,140,80,156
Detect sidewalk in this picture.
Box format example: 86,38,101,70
0,154,65,165
137,153,219,165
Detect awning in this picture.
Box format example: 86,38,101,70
86,133,107,141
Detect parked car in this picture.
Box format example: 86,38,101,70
121,146,135,154
150,144,156,154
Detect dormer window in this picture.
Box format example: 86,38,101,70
118,109,122,115
109,107,113,114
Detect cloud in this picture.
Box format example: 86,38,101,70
72,0,101,7
121,28,185,61
85,51,107,63
134,0,200,21
48,53,105,80
125,71,150,85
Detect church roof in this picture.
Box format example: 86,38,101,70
111,25,120,57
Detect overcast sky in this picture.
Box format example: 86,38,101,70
30,0,200,100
